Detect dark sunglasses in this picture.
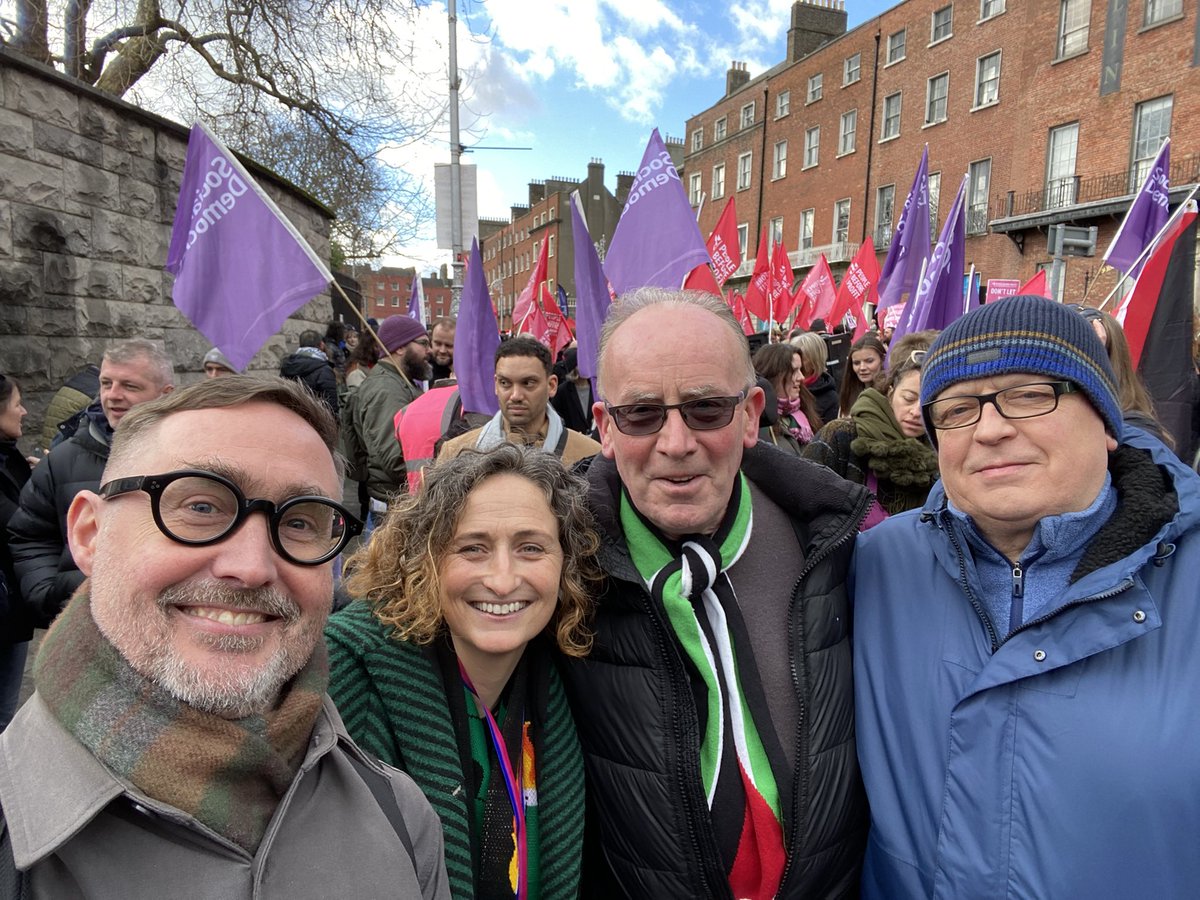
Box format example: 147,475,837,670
604,392,747,436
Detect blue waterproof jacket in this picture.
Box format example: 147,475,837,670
852,428,1200,899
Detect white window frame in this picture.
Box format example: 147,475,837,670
980,0,1005,21
1045,122,1079,209
689,171,703,206
967,158,991,235
887,29,906,65
843,52,861,86
931,5,953,44
875,183,896,247
1130,95,1173,189
737,152,753,191
773,140,788,179
928,171,942,235
833,198,852,244
839,109,857,156
740,102,756,129
1145,0,1182,27
769,216,784,247
807,73,823,103
1056,0,1090,59
691,129,703,152
548,235,555,257
714,117,727,141
712,163,726,199
882,92,902,140
776,90,791,118
799,208,815,250
974,52,1001,108
803,127,820,169
925,72,949,125
737,223,749,258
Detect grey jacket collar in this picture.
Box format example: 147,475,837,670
0,692,348,868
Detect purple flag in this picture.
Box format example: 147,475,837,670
603,128,709,295
900,174,967,340
456,238,500,415
877,146,931,309
1104,137,1170,278
570,191,611,396
166,124,332,371
408,275,426,326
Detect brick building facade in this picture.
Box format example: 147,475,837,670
479,159,630,331
358,266,453,323
683,0,1199,307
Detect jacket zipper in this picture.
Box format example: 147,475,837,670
1005,578,1135,640
937,510,1001,653
777,494,869,897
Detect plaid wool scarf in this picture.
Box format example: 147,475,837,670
35,589,328,853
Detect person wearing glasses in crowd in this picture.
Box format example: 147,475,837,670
325,444,602,900
559,289,872,898
853,296,1200,898
0,376,449,899
804,331,940,530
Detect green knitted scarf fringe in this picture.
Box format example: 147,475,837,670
35,589,328,853
850,388,939,487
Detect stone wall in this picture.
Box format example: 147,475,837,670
0,50,336,450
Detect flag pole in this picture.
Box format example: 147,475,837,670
331,279,408,384
1097,183,1200,311
965,264,976,315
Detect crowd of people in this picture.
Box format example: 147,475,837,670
1,288,1199,899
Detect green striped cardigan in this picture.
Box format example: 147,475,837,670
325,601,584,900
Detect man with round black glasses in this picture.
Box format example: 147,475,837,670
0,376,449,898
853,295,1200,898
559,288,873,898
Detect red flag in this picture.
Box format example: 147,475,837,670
729,290,755,335
831,239,881,337
512,237,550,329
540,283,574,357
1017,269,1049,298
683,262,724,296
796,254,835,328
1122,203,1199,368
743,230,771,322
769,240,795,323
708,196,742,285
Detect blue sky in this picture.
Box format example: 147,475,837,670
391,0,896,270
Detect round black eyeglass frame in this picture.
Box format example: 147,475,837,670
604,391,748,436
98,469,363,566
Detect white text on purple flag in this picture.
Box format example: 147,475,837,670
185,156,249,251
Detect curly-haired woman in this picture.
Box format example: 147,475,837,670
325,443,602,900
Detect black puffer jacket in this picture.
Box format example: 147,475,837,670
280,351,338,416
7,420,109,628
0,440,33,643
562,443,870,898
809,371,839,427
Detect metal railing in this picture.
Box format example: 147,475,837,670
873,224,893,250
996,151,1200,219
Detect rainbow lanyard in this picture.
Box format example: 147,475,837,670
459,660,528,899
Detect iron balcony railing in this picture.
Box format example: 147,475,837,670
996,151,1200,220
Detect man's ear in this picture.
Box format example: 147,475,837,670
743,385,766,448
160,384,174,396
593,402,616,459
67,491,103,576
547,374,558,398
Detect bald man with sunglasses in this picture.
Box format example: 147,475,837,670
559,288,872,899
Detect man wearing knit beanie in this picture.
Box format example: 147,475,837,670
351,315,431,503
852,294,1200,898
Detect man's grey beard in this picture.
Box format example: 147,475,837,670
99,580,314,720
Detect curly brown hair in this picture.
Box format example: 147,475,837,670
344,443,603,656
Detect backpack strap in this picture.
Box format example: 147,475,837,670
0,801,30,899
344,751,417,871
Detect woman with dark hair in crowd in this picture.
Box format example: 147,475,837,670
1072,305,1173,447
344,332,383,389
804,336,939,530
325,444,602,900
790,331,839,424
838,333,887,416
0,374,35,729
753,343,823,455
